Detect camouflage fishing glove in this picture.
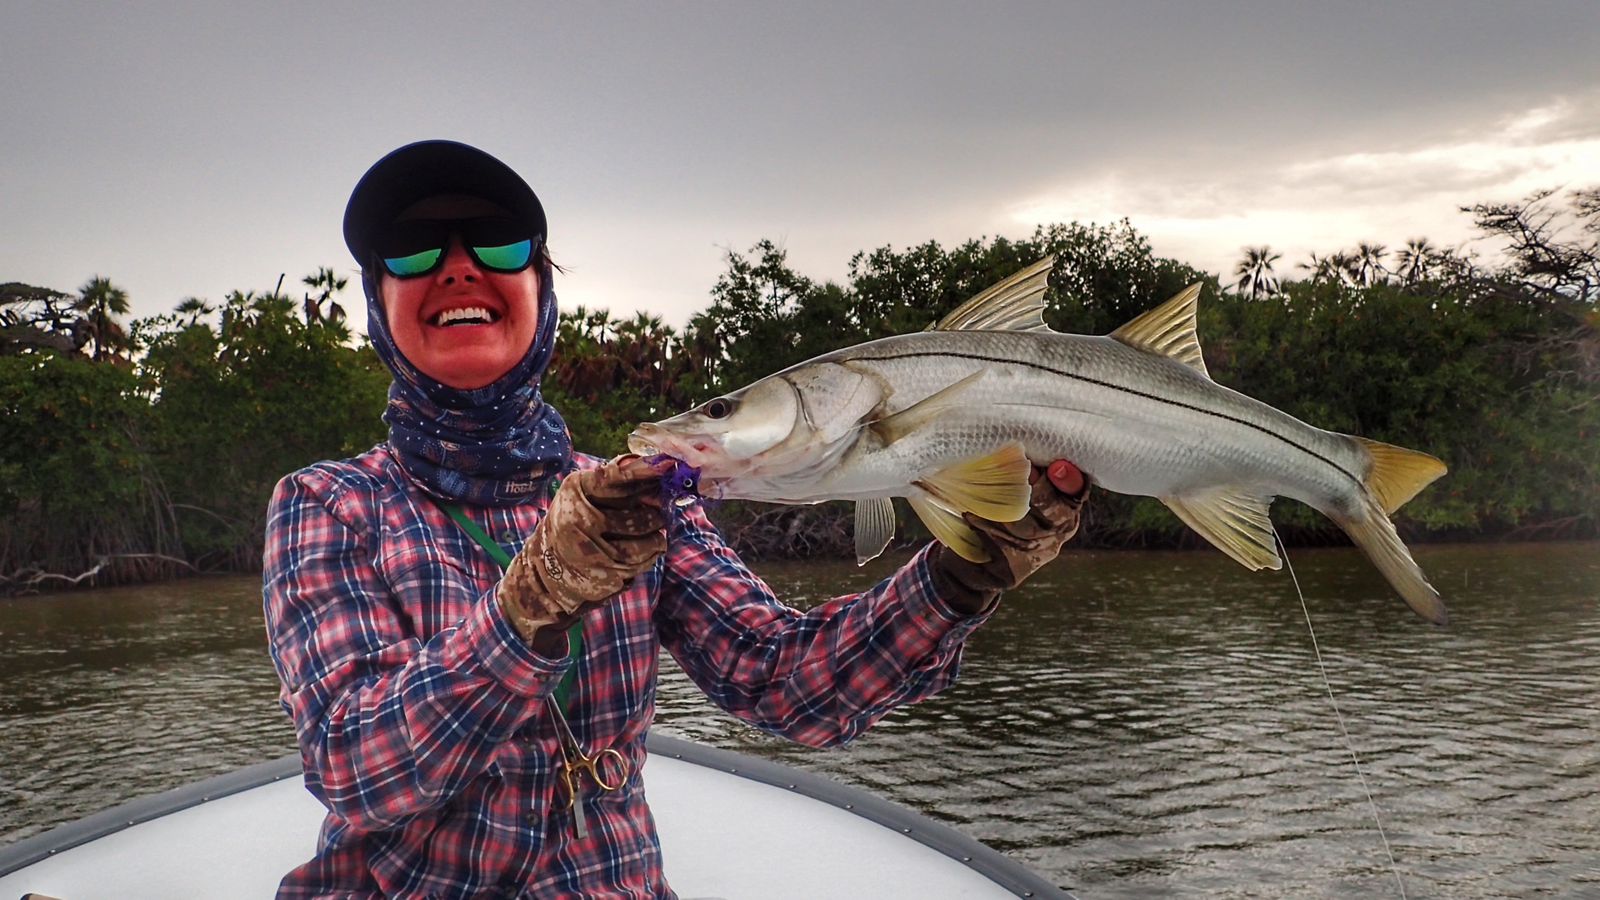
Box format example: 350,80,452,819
498,455,669,652
930,460,1088,615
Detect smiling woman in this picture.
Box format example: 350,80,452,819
375,213,543,390
354,188,543,390
257,138,1087,898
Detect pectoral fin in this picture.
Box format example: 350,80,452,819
868,370,984,446
914,442,1032,524
908,495,989,563
1163,489,1281,570
854,497,896,566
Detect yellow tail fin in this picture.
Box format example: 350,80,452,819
1331,496,1449,625
1328,437,1449,624
1356,437,1447,516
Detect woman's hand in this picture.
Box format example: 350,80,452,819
498,456,669,651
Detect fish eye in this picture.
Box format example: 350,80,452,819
702,398,734,419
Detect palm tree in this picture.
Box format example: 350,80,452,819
1354,242,1389,287
1328,251,1359,287
614,311,677,407
1394,238,1438,285
76,275,131,361
1299,252,1335,286
1234,246,1281,299
175,297,215,328
584,308,615,344
557,305,596,351
301,267,349,324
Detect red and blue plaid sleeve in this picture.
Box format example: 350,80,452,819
262,464,571,832
655,502,990,748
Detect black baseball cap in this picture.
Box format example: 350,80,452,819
343,140,548,266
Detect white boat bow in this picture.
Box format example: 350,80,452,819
0,733,1070,899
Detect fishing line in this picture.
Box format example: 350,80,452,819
1274,528,1407,899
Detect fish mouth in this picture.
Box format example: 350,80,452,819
627,423,743,487
626,424,667,458
627,423,709,465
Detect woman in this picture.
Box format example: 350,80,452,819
263,140,1086,898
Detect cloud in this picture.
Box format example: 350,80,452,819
1004,91,1600,279
1280,101,1600,204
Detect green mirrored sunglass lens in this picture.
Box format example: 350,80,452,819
383,248,442,277
473,240,533,271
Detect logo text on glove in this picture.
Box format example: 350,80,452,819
542,545,565,582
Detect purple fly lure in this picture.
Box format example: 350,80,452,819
647,454,704,506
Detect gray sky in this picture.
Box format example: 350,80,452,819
5,1,1598,336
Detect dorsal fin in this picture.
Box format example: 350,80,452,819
929,257,1055,333
1109,283,1210,377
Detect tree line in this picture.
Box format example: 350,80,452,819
2,189,1595,591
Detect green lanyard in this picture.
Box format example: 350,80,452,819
441,503,583,713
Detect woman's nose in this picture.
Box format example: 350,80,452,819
434,238,480,285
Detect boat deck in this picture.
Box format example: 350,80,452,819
0,733,1068,899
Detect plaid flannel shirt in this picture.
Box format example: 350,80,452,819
263,444,990,898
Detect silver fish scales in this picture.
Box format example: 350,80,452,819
631,259,1449,624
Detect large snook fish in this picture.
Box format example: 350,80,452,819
629,258,1450,624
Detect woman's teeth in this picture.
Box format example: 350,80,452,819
432,307,497,327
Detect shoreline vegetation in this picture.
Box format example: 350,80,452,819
3,189,1596,594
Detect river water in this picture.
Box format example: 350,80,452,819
1,541,1596,897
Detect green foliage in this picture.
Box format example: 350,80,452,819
3,187,1597,586
1199,278,1598,539
137,289,388,567
0,275,389,589
544,307,702,455
0,352,164,579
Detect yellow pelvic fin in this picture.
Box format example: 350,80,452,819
1163,488,1281,571
929,257,1055,333
914,442,1032,524
1109,283,1210,377
908,494,989,563
1356,437,1448,516
868,370,984,446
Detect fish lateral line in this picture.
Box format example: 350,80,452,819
851,346,1365,490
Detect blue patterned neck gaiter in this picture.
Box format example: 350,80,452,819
363,261,573,507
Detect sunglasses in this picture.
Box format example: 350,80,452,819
375,216,542,279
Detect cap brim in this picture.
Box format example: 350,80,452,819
344,140,547,265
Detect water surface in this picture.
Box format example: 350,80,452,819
2,542,1596,897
